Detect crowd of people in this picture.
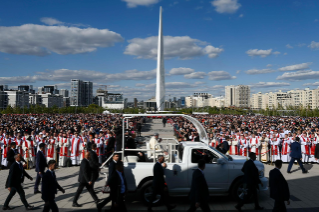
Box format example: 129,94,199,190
170,115,319,164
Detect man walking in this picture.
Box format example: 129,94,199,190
162,117,167,128
42,160,65,212
35,143,48,194
269,160,290,212
187,159,210,212
73,152,99,207
235,152,263,211
3,154,34,210
148,155,175,212
89,143,100,187
287,137,308,174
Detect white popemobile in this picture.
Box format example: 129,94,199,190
101,114,268,204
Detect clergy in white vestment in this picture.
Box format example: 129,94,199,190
46,135,57,163
228,135,238,155
281,134,291,163
248,133,260,159
238,134,248,157
270,137,280,162
0,134,11,166
300,133,309,163
308,132,317,163
94,134,104,164
15,135,24,155
58,133,70,167
70,132,82,165
258,133,269,163
22,136,36,168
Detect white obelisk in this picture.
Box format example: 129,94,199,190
156,6,165,111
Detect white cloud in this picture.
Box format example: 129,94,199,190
211,0,241,14
239,14,244,18
245,69,276,75
40,17,64,25
195,6,203,10
169,67,194,75
250,82,290,88
286,44,293,49
266,64,272,67
246,49,272,58
184,72,207,79
315,19,319,22
125,36,224,60
297,43,306,47
283,52,287,55
122,0,159,8
273,51,280,55
276,70,319,81
236,70,241,74
278,62,312,72
207,71,236,81
303,82,319,86
308,41,319,49
0,68,157,84
135,83,146,87
146,82,198,89
0,24,123,56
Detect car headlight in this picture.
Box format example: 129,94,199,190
259,169,264,178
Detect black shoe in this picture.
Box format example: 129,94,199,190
3,206,13,210
167,204,176,211
255,206,264,210
147,209,153,212
235,205,242,212
34,191,41,194
26,205,34,210
303,170,309,174
287,171,292,174
72,203,82,207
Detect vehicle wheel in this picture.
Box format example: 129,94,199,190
231,179,252,202
139,180,162,206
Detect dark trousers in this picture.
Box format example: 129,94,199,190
148,187,171,210
43,199,59,212
4,185,29,208
34,172,43,192
111,193,127,212
187,202,211,212
163,123,166,127
273,200,286,212
237,184,260,208
287,157,305,172
73,182,98,203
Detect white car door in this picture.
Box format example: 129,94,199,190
187,148,229,193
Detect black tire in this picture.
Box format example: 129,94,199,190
231,179,252,202
139,180,162,206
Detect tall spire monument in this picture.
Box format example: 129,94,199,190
156,6,165,111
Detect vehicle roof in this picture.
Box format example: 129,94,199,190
181,142,208,147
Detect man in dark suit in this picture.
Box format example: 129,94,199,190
6,142,24,169
3,154,34,211
108,153,120,179
73,151,99,207
108,161,127,211
106,132,115,159
89,143,100,186
222,136,230,154
187,159,210,212
235,152,263,211
42,160,65,212
35,143,48,194
315,142,319,164
162,117,167,128
269,160,290,212
148,155,176,212
287,137,308,174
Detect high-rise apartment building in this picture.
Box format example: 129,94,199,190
59,89,69,97
70,79,93,106
225,85,250,108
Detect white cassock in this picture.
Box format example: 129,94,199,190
281,138,291,162
210,139,217,148
228,139,238,155
58,137,70,167
300,136,309,162
94,138,104,164
239,139,248,157
308,137,317,163
259,137,269,163
37,138,46,153
249,137,260,159
79,140,87,162
22,139,36,168
70,137,82,165
15,139,24,155
46,139,57,163
270,138,280,161
1,138,11,166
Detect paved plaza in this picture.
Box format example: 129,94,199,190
1,119,319,211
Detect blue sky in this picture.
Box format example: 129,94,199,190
0,0,319,101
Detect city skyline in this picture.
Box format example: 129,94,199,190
0,0,319,101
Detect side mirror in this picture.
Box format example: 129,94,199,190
217,158,226,165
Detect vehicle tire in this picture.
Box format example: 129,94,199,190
231,179,252,202
139,180,162,206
